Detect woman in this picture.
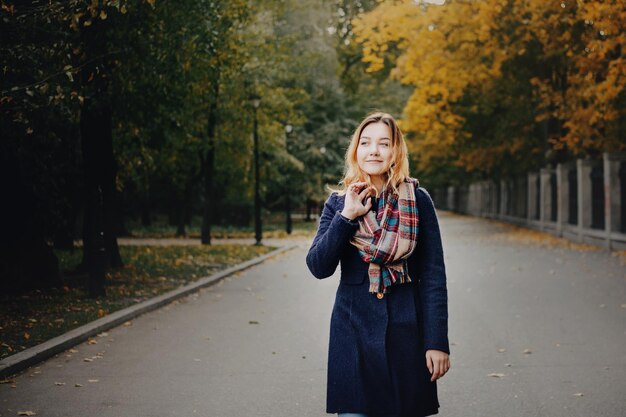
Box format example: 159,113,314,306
306,112,450,417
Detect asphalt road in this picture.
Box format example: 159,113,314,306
1,212,624,417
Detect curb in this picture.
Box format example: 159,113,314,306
0,244,297,379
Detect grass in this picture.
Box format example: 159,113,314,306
0,244,275,361
125,215,319,239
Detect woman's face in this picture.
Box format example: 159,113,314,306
356,122,394,179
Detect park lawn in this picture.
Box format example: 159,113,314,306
0,244,275,361
127,217,318,239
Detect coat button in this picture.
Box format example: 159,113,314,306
376,293,384,300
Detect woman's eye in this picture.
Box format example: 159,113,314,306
381,143,389,147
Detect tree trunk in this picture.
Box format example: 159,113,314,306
78,18,123,296
140,195,151,226
306,199,313,221
176,197,187,237
80,97,109,297
201,80,220,245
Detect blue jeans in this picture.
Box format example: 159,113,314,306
338,414,399,417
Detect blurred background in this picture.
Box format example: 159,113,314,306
1,0,624,358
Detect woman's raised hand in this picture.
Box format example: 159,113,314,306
341,182,374,220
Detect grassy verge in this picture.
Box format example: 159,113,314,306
0,244,274,360
126,217,318,239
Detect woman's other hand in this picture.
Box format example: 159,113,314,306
341,182,373,220
425,349,450,382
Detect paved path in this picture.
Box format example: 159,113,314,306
1,212,624,416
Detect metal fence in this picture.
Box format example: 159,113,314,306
433,152,626,250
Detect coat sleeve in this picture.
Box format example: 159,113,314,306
416,187,450,355
306,193,360,279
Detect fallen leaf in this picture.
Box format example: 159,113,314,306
573,392,583,397
23,332,30,340
69,348,79,353
88,379,99,383
83,358,93,362
74,383,83,387
487,373,506,378
248,320,259,324
0,379,15,384
123,321,132,327
87,339,97,345
523,349,532,354
497,348,506,353
97,332,109,337
54,382,66,386
17,412,36,416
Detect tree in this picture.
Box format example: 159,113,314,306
352,0,626,187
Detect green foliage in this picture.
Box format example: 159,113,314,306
0,0,420,282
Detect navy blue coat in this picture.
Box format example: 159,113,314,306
306,186,449,417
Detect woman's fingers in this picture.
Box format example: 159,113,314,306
431,359,441,381
344,183,375,218
364,197,372,210
358,187,371,200
426,350,451,381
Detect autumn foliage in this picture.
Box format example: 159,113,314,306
353,0,625,180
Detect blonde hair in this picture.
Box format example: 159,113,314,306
330,111,412,196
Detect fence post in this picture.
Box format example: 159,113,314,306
556,163,570,237
446,186,454,212
527,172,538,225
577,159,593,242
540,168,549,231
604,152,626,249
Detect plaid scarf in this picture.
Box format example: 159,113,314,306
350,178,419,296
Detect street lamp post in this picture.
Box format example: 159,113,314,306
251,95,262,245
284,124,293,235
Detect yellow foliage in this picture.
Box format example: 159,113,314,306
353,0,626,172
